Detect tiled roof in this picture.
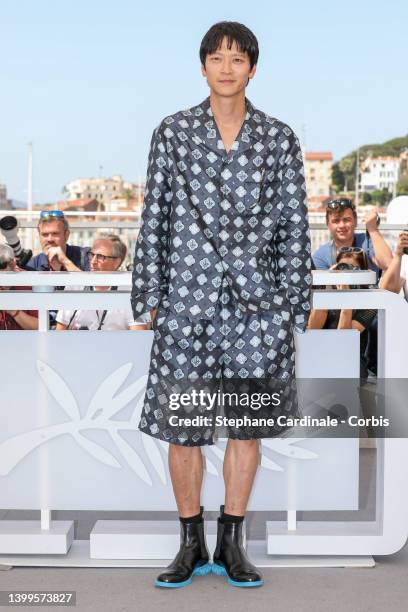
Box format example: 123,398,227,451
305,152,333,161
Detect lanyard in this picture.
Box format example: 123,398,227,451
96,310,108,330
66,286,117,330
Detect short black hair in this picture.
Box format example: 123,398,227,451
200,22,259,69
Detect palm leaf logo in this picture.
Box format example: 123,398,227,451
0,361,319,483
0,361,166,485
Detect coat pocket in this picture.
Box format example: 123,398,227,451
243,180,263,214
242,177,278,216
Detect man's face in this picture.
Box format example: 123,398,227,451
38,221,69,252
88,239,122,272
201,38,256,98
327,210,356,243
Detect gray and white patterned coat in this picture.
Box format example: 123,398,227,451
131,97,312,332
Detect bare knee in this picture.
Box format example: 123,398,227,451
228,439,259,452
169,443,202,462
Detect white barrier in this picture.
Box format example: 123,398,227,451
0,271,407,567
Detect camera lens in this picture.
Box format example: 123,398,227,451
336,262,355,271
0,216,18,231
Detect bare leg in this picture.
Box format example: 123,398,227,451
223,439,259,515
213,439,263,585
156,444,210,587
168,443,203,517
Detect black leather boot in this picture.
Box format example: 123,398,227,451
212,507,263,587
155,507,211,588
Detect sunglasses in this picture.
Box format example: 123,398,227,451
337,247,363,254
40,210,65,219
326,199,355,211
87,251,119,263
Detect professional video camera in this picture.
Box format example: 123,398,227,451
0,215,32,268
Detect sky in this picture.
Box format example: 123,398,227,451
0,0,407,204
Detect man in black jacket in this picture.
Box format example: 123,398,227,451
131,21,311,589
27,211,90,272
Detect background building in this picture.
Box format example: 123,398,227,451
305,152,333,206
63,175,142,211
360,156,400,194
0,183,10,209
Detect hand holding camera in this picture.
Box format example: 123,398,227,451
365,209,381,235
395,231,408,257
328,263,352,290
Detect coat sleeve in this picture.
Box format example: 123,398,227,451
131,124,172,319
275,127,312,333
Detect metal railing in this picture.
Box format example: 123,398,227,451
0,210,405,265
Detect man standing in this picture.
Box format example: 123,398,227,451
131,22,311,588
27,211,90,271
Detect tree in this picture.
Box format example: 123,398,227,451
339,155,356,190
362,192,372,204
371,189,391,207
331,163,345,193
123,188,134,202
397,175,408,196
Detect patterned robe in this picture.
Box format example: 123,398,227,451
131,97,312,445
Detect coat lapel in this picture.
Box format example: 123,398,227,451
189,97,264,157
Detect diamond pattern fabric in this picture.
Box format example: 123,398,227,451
131,96,312,330
131,97,312,445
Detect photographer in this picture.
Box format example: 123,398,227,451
308,247,376,378
379,231,408,301
27,210,90,271
313,198,392,280
0,244,38,330
55,234,142,331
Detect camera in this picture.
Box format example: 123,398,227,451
0,215,32,268
334,262,359,271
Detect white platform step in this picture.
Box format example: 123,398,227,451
250,540,374,568
0,521,74,555
267,521,379,556
0,539,374,568
90,520,246,560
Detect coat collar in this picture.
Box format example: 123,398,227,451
188,96,266,157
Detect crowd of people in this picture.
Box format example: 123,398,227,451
0,211,148,331
1,199,408,346
308,197,408,377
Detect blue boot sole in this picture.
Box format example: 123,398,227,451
212,561,264,587
155,562,212,588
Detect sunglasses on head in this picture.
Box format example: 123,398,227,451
326,199,355,211
337,246,363,254
39,210,65,219
336,246,369,271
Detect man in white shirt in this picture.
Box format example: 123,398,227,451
379,230,408,300
56,234,143,330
